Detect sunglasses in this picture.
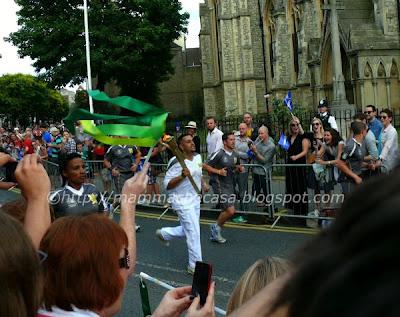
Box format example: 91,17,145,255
38,250,48,264
290,123,299,127
364,111,373,114
119,248,130,269
380,116,388,119
312,123,320,126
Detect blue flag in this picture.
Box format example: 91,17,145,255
278,132,290,151
284,91,293,112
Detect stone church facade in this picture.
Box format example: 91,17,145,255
199,0,400,117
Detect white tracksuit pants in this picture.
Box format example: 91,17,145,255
160,201,202,269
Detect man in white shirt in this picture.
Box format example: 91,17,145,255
206,116,223,159
156,134,206,274
375,109,399,173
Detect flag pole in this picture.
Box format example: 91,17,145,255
83,0,94,113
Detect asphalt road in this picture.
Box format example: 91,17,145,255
117,210,313,316
0,190,313,317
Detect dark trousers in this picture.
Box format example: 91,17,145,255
253,174,274,216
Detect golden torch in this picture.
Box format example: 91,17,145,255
162,134,201,194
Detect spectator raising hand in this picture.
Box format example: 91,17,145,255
120,162,149,275
15,154,51,249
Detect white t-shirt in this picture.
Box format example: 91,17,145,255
38,306,99,317
206,128,224,158
163,154,202,207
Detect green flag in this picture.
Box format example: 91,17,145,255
139,279,152,316
64,90,168,147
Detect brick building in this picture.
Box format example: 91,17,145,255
159,43,204,118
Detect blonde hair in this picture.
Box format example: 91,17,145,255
311,117,324,139
288,117,304,136
226,257,290,314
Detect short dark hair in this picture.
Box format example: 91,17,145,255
381,108,393,118
205,116,216,123
177,133,191,145
365,105,376,112
222,132,235,141
61,153,82,172
350,121,366,135
353,113,367,121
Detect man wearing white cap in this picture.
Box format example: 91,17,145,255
47,127,63,164
185,121,200,154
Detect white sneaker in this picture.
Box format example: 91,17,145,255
135,225,141,232
210,224,227,244
156,229,169,246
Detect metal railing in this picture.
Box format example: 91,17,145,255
267,163,341,227
41,160,341,228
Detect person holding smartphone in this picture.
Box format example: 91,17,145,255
0,152,18,190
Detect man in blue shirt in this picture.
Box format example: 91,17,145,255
41,123,52,156
364,105,383,141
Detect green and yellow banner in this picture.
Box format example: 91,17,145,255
64,90,168,146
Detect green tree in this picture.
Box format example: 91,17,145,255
7,0,189,105
0,74,68,126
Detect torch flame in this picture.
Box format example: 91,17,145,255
162,134,173,142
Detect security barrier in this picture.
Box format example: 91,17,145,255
267,163,340,227
42,160,339,227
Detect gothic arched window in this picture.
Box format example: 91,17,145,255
288,0,300,79
264,1,276,79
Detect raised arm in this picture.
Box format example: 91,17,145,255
120,163,149,275
15,154,51,250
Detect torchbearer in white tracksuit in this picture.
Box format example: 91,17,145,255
156,134,207,274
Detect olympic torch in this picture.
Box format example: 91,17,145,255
162,134,201,194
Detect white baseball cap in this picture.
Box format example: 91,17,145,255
185,121,197,129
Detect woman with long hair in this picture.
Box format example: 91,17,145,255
316,128,344,186
227,257,290,314
285,117,310,222
0,212,42,317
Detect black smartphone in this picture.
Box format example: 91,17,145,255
191,261,212,306
4,161,18,183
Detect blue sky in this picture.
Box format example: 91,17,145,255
0,0,203,76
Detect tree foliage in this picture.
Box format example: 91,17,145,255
0,74,69,126
7,0,189,105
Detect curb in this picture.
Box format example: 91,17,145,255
137,203,273,225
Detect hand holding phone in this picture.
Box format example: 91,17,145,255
192,261,212,306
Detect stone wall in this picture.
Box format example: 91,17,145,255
200,0,400,115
